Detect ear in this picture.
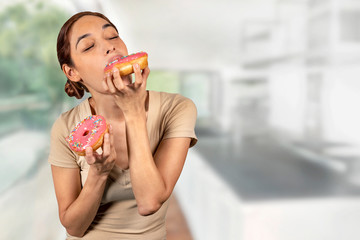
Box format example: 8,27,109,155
62,64,81,82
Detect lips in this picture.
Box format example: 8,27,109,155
105,55,123,68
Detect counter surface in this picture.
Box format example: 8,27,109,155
195,133,360,202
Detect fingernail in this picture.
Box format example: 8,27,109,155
112,68,118,73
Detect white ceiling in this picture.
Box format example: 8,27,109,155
58,0,276,71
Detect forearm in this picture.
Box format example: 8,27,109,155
125,114,168,215
61,170,107,237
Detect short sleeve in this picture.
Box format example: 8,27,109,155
162,96,198,148
48,116,79,168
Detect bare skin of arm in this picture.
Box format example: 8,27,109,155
51,130,116,237
125,115,191,215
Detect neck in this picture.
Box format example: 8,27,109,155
89,93,124,121
88,91,150,121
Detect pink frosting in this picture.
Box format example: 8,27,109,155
104,51,147,72
66,115,107,153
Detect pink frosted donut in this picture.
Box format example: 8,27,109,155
66,115,108,156
104,51,148,76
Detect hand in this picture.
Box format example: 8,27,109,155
102,64,150,116
85,125,116,177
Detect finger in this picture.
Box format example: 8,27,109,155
112,68,125,91
104,125,116,165
85,147,96,165
140,66,150,88
102,74,109,91
93,151,102,160
102,132,111,157
109,125,115,157
106,71,117,93
133,63,142,88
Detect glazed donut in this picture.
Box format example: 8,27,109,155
104,51,148,76
66,115,108,156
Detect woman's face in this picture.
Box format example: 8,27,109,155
67,15,129,93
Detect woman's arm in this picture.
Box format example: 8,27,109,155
105,65,194,215
51,166,107,237
51,131,116,237
125,114,191,216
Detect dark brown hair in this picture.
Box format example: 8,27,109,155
57,11,118,99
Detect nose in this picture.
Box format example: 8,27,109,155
106,47,115,55
104,41,115,55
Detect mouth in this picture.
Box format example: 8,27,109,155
105,55,123,69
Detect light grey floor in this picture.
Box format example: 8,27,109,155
0,130,65,240
3,128,360,239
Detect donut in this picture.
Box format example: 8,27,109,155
104,51,148,76
66,115,108,156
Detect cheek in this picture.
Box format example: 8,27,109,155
117,39,128,55
82,69,105,88
77,58,104,80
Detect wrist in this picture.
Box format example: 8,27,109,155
87,166,109,183
123,110,146,123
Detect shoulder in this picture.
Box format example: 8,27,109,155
151,91,197,125
48,100,90,168
153,91,197,114
51,99,89,133
152,91,198,147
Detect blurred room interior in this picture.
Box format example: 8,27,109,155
2,0,360,239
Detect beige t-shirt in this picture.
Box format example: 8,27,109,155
48,91,197,240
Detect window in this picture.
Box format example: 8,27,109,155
340,10,360,42
307,13,330,49
147,70,218,125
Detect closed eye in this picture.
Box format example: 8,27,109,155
83,44,94,52
109,36,119,40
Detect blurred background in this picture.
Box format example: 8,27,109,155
2,0,360,239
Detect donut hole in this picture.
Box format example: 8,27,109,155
83,130,90,136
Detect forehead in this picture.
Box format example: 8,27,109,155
69,15,113,40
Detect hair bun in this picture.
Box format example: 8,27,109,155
65,79,84,99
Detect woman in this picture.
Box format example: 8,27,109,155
48,11,197,239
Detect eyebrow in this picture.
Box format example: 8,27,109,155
102,23,113,30
102,23,118,33
76,33,91,49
